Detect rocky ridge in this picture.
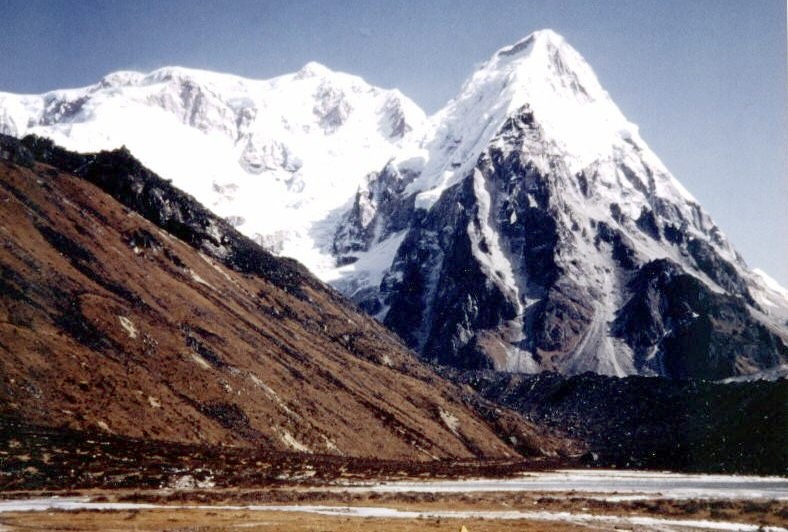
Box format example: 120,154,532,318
332,30,788,378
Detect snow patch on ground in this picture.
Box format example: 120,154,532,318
438,408,460,434
320,434,341,454
168,474,216,490
718,364,788,384
117,316,137,339
751,268,788,312
190,353,212,370
249,374,299,419
188,269,214,289
278,430,310,453
199,252,236,284
753,269,788,299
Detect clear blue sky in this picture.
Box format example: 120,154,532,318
1,0,785,284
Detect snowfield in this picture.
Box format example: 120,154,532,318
0,63,425,280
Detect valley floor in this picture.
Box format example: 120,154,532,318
1,471,786,531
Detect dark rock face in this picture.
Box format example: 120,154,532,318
0,135,35,167
313,85,352,134
380,97,414,139
613,259,787,379
686,238,753,303
531,281,594,359
441,369,788,475
372,110,601,370
333,163,417,257
330,102,788,379
39,95,89,126
595,222,637,270
382,176,519,368
635,207,661,240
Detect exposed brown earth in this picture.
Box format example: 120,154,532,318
0,418,565,491
0,508,592,532
2,417,783,530
0,145,574,462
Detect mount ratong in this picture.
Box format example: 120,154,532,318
2,30,786,379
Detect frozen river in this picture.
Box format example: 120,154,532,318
351,469,788,501
0,470,785,531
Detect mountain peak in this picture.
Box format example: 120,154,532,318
296,61,333,79
146,65,211,82
330,32,786,379
401,29,638,209
484,29,606,106
495,28,563,59
457,29,641,174
99,70,146,88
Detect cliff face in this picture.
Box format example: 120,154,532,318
332,31,788,378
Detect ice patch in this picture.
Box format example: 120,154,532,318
361,470,788,500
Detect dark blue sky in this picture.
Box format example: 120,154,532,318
1,0,786,283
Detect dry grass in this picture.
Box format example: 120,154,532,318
0,507,594,531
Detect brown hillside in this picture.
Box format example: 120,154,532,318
0,142,564,461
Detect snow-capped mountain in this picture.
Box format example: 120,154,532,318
1,29,785,379
0,63,425,276
332,30,788,378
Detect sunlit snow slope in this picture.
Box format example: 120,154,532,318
0,64,425,276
